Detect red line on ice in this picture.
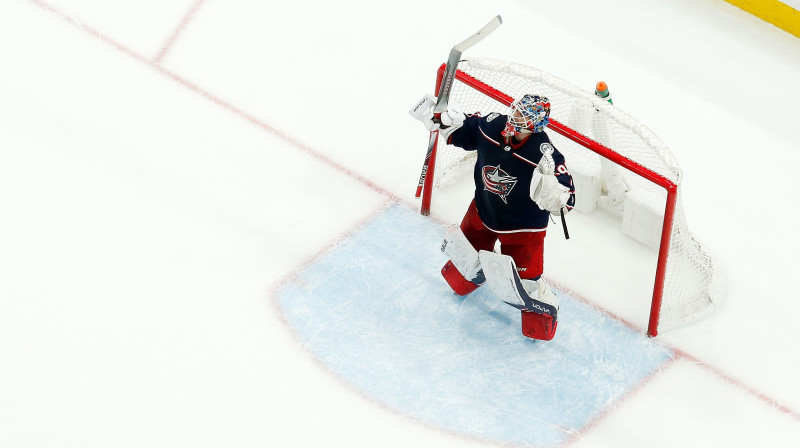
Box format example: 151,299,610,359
154,0,206,63
28,0,399,203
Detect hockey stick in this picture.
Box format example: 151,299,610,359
414,15,503,213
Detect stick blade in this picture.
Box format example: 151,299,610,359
453,15,502,52
434,15,503,113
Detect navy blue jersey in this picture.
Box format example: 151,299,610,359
447,113,575,232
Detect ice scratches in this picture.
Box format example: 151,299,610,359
276,204,673,447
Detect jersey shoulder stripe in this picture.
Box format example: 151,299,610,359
512,152,537,167
478,125,502,146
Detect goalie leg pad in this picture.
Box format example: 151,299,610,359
479,251,560,340
479,250,527,309
441,224,484,283
520,278,559,340
478,251,558,317
441,260,481,296
521,310,558,341
440,224,485,295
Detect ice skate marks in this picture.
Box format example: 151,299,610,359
276,203,672,447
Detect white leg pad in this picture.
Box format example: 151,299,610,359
479,250,525,308
521,278,560,310
478,250,558,318
441,225,483,282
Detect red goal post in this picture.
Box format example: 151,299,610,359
416,58,721,336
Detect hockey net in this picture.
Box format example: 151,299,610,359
417,57,721,336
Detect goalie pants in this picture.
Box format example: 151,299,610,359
457,199,545,280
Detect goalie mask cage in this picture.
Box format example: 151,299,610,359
417,58,721,336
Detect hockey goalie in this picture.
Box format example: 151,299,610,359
410,93,576,341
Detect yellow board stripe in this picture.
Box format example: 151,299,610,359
723,0,800,38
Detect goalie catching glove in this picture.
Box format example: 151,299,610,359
530,154,572,214
409,94,465,139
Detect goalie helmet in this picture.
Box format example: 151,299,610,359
502,94,551,137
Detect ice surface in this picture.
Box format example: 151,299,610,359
2,0,800,447
278,204,672,446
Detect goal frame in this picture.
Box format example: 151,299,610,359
419,63,677,337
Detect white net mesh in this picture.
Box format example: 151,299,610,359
431,58,721,334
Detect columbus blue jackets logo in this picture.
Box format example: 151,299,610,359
482,165,517,204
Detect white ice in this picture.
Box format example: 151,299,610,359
1,0,799,447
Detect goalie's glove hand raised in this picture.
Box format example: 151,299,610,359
409,94,466,138
530,160,571,214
